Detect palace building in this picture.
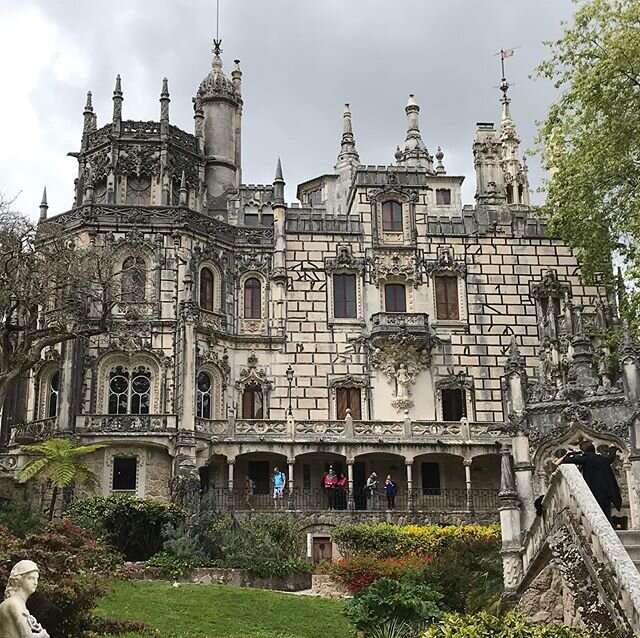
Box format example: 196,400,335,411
2,43,638,541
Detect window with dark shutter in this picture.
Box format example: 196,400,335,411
333,274,357,318
382,201,403,231
199,268,214,311
244,278,262,319
384,284,406,313
242,383,264,419
336,387,362,420
434,276,459,320
436,189,451,205
112,457,137,491
442,388,465,421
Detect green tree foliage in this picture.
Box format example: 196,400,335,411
18,437,105,520
536,0,640,329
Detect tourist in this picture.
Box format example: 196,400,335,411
554,442,621,524
384,474,398,509
245,475,255,510
336,472,348,509
366,472,379,509
272,466,287,509
323,466,338,509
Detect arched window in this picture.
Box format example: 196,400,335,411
199,268,215,311
121,256,146,303
125,175,151,206
47,371,60,418
382,201,403,232
108,365,151,415
244,278,262,319
242,382,263,419
196,371,212,419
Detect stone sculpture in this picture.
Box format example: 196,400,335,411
0,560,49,638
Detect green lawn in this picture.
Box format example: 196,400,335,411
95,580,353,638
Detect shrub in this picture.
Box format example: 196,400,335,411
66,494,184,560
422,611,597,637
318,554,433,593
0,496,43,537
333,522,499,559
344,578,442,632
0,518,124,638
146,550,211,579
245,557,315,579
91,617,153,635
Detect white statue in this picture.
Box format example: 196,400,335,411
395,364,411,398
0,560,49,638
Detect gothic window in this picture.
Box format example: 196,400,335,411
244,213,259,226
385,283,406,313
199,267,215,311
442,388,465,421
434,276,459,320
108,366,151,415
242,382,264,419
121,256,146,303
47,371,60,419
196,371,212,419
112,457,137,492
436,189,451,205
382,201,403,232
244,278,262,319
336,387,362,420
125,175,151,206
333,274,357,318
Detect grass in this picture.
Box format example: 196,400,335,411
95,580,353,638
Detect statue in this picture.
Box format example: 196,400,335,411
395,363,411,398
0,560,49,638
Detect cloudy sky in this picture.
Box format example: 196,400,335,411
0,0,575,219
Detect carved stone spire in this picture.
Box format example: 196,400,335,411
112,74,123,136
394,94,433,171
505,336,526,377
435,146,446,175
39,187,48,222
81,91,95,151
273,157,285,206
335,103,359,167
160,77,170,124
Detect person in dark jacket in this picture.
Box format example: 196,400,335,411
554,441,622,524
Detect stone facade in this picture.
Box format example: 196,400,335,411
1,43,637,545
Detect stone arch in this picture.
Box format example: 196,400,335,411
196,364,225,419
35,362,61,420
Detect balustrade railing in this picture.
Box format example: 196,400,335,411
75,414,177,433
10,418,57,444
204,487,498,513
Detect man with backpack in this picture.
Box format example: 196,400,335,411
272,466,287,510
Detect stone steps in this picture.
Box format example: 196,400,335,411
616,531,640,572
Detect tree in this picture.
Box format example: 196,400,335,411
0,195,139,441
17,438,106,519
535,0,640,329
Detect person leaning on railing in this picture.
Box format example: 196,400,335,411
554,441,622,525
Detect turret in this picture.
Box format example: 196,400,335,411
195,44,243,213
335,103,359,169
112,75,123,137
81,91,95,151
473,122,506,205
394,94,433,171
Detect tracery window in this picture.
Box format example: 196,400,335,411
382,200,403,232
47,371,60,419
121,256,146,303
242,382,264,419
125,175,151,206
199,267,215,311
196,371,212,419
244,278,262,319
108,365,151,415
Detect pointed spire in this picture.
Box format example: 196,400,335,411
161,77,169,98
84,91,93,114
395,94,433,170
160,77,170,133
231,59,242,93
112,74,123,134
39,187,48,221
505,336,526,377
336,103,359,167
273,157,285,206
435,146,446,175
82,91,95,145
179,170,188,206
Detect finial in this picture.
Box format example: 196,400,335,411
275,157,284,182
396,94,431,169
213,38,223,57
39,187,48,221
407,94,418,108
336,102,359,166
273,157,285,205
113,74,122,97
161,77,169,98
435,146,446,174
84,91,93,113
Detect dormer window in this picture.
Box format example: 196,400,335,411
436,189,451,205
382,201,403,231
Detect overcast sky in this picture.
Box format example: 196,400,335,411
0,0,576,219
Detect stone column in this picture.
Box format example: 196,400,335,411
405,458,414,510
287,457,295,510
347,458,355,510
56,340,76,432
463,458,473,512
512,434,535,531
499,445,523,601
624,459,639,529
227,457,235,511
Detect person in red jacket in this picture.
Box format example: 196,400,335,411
322,466,338,509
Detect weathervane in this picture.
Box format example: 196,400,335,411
494,47,518,103
213,0,222,56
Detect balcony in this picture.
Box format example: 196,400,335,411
75,414,177,433
10,418,57,444
370,312,430,336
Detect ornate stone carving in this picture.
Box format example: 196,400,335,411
424,246,467,276
530,268,571,300
504,337,526,378
329,374,367,388
324,244,365,273
235,250,271,275
295,421,346,435
117,144,159,176
367,249,422,286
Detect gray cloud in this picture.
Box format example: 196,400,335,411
1,0,575,216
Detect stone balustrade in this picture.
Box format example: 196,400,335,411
74,414,178,433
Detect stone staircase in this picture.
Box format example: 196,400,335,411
618,531,640,573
